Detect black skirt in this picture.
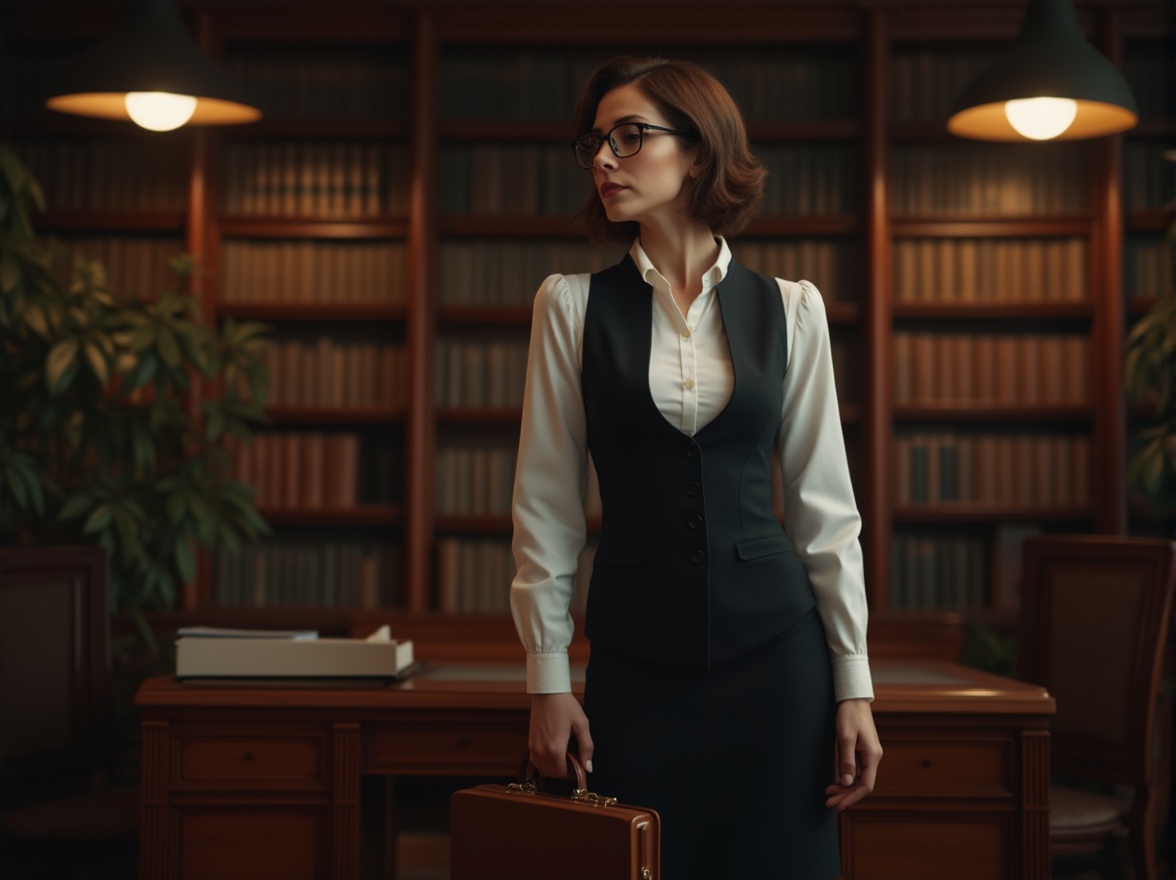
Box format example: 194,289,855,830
582,608,840,880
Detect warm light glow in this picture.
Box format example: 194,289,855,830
1004,97,1078,141
124,92,197,131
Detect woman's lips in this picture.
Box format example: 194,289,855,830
599,183,628,198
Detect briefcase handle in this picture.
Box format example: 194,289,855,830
512,752,618,807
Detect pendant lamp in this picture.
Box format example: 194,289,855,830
947,0,1137,142
45,0,261,132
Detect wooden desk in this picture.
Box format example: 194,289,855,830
136,661,1053,880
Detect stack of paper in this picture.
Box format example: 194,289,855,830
176,624,416,679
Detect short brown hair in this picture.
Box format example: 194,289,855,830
572,56,766,243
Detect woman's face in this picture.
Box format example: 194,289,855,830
588,83,697,227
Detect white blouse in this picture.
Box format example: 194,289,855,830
510,237,873,703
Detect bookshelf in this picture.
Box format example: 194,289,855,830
3,1,1171,642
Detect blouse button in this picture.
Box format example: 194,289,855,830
681,327,692,338
682,378,695,390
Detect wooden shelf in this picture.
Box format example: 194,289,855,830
33,212,186,233
219,217,410,238
440,215,582,237
265,406,406,425
220,303,407,321
1127,209,1174,233
1127,296,1160,317
436,408,522,426
435,514,513,534
892,217,1093,237
438,306,533,324
894,504,1097,524
894,403,1094,423
259,504,403,526
893,302,1093,321
225,119,409,140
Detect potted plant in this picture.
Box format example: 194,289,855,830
0,143,271,627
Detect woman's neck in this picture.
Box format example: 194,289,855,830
637,221,719,302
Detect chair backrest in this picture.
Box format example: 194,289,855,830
0,546,111,797
1018,535,1176,786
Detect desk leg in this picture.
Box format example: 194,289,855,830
140,720,172,880
333,723,362,880
1022,729,1050,880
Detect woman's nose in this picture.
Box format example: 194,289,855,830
593,140,617,170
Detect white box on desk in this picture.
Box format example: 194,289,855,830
176,636,415,679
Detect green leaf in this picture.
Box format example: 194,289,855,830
4,462,30,507
175,541,196,584
45,338,79,393
24,303,50,338
0,252,20,294
82,503,113,535
83,340,109,385
58,492,94,522
156,326,181,367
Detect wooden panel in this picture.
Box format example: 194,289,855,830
175,734,327,790
179,808,326,880
874,738,1012,797
367,715,523,775
847,817,1009,880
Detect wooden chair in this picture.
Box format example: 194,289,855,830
1018,535,1176,880
0,546,139,877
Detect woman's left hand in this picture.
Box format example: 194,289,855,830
825,697,882,811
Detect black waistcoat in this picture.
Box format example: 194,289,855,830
582,254,817,670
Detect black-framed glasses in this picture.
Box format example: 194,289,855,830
571,122,692,169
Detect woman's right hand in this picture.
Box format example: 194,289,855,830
528,692,594,779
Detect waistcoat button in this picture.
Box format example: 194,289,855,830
685,481,701,496
687,514,703,529
684,443,699,458
691,549,706,564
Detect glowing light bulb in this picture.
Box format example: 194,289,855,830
1004,97,1078,141
124,92,197,132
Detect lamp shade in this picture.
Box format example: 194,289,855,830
947,0,1137,142
45,0,260,127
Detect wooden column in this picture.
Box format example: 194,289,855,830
331,723,362,879
1091,7,1128,534
404,10,440,610
1021,728,1051,879
863,8,894,608
139,720,173,880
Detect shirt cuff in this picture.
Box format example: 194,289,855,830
526,651,572,694
832,655,874,702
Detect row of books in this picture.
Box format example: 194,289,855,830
434,536,595,615
437,144,859,216
887,52,993,124
53,234,185,301
894,432,1091,506
1121,46,1173,121
891,144,1089,216
892,238,1086,303
733,240,860,301
232,433,362,509
221,142,411,217
893,333,1089,406
1124,142,1173,213
888,533,987,611
226,51,410,120
438,52,859,123
438,241,623,307
435,443,517,516
1126,236,1173,300
221,240,408,305
260,340,408,409
15,140,188,213
435,338,529,408
213,541,403,609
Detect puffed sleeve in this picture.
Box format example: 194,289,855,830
510,274,590,694
777,279,874,702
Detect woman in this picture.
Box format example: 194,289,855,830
510,55,881,879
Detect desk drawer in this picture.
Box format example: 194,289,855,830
368,719,523,775
874,738,1012,797
175,732,328,791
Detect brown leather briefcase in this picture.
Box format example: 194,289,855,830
450,753,661,880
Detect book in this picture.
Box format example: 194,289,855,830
176,625,415,679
